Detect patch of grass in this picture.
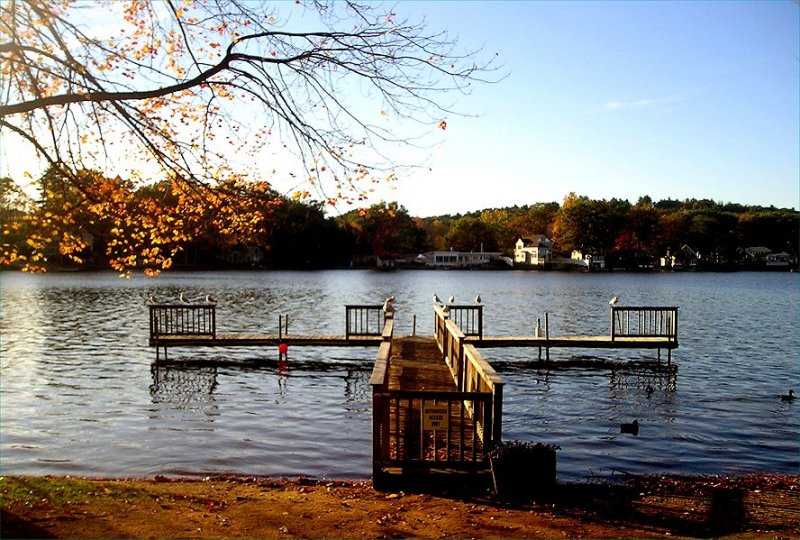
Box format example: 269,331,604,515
0,476,144,506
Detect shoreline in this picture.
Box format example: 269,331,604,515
2,473,798,538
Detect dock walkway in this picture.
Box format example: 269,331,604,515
387,337,455,391
370,315,503,486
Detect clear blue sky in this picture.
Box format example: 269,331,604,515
373,0,799,217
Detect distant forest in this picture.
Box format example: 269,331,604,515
2,173,798,272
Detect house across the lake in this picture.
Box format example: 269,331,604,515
661,245,699,269
570,250,605,270
416,250,511,268
514,235,553,266
766,251,795,268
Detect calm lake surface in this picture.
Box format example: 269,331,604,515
1,270,798,481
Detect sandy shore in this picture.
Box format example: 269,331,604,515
1,474,798,539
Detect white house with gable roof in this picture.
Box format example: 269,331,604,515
514,235,553,266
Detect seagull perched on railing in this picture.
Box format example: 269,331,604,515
147,294,158,305
179,292,189,303
448,295,455,304
382,298,395,314
475,294,482,304
205,294,216,304
609,295,619,306
432,293,442,304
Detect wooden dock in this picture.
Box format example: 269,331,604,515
475,335,676,349
147,297,679,486
448,304,679,363
150,333,384,348
148,304,391,359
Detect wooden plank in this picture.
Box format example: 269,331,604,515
471,335,678,349
150,334,384,348
369,341,392,386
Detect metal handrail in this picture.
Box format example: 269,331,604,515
149,304,216,344
345,304,385,338
611,306,678,342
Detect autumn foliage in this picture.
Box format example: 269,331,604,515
1,168,283,275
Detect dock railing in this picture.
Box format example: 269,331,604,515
346,304,385,339
149,303,216,345
444,305,483,339
434,305,503,443
611,306,678,343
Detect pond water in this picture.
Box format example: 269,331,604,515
1,270,797,481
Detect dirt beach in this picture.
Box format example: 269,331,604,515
1,474,798,539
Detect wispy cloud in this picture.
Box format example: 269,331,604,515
603,92,693,112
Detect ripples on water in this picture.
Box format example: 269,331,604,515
1,270,798,481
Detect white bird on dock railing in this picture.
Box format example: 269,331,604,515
382,299,395,313
609,295,619,306
179,292,189,303
475,294,482,304
387,295,396,304
432,293,442,304
205,294,216,304
448,295,455,304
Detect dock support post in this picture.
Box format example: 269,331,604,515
278,315,289,338
545,312,550,362
536,317,542,360
412,315,417,336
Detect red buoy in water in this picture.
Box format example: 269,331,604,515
278,342,289,355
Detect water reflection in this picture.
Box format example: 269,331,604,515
607,364,678,393
492,357,678,393
343,367,370,411
277,358,289,394
150,364,219,404
148,353,373,410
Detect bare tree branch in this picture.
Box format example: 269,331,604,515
1,0,502,226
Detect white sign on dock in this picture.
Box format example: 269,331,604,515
423,404,449,430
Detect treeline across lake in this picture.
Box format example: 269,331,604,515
1,170,797,273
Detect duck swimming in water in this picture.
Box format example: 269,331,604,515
620,420,639,436
781,389,795,401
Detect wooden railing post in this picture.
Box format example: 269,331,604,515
610,306,616,341
370,340,393,485
478,305,483,341
492,382,503,445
